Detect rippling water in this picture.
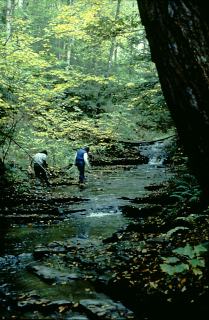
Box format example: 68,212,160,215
0,164,174,318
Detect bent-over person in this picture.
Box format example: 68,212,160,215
31,150,50,187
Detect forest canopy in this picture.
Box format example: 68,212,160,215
0,0,173,168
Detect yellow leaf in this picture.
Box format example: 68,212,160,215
59,306,67,313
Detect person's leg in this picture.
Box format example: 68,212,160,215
77,163,85,183
34,164,41,186
40,167,50,186
34,164,50,187
80,165,85,183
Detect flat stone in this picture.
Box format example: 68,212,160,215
79,299,135,319
27,265,81,283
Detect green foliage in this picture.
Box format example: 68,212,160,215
2,163,31,192
0,0,174,174
175,213,205,225
169,176,201,204
160,243,208,276
160,261,189,275
164,226,189,238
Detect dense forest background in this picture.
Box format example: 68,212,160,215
0,0,174,170
0,2,209,318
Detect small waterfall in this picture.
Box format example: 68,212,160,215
139,140,170,166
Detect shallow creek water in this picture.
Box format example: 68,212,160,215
0,164,174,318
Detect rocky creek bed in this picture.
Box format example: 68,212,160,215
0,163,209,319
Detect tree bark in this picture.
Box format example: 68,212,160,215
106,0,122,76
16,0,24,8
137,1,209,195
6,0,13,42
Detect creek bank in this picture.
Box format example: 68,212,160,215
1,185,208,319
25,183,208,319
0,160,209,319
0,191,88,224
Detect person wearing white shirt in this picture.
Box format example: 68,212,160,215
32,150,50,187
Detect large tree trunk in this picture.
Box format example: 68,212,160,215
137,1,209,195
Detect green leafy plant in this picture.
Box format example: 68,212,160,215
160,243,208,276
169,175,201,204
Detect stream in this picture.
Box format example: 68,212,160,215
0,162,174,319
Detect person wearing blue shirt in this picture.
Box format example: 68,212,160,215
74,146,91,184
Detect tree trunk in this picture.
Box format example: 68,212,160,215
137,1,209,195
66,0,75,70
66,38,74,70
16,0,24,8
6,0,13,42
106,0,122,76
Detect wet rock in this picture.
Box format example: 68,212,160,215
0,213,58,224
162,226,189,239
103,230,125,244
121,204,162,218
144,183,166,191
50,245,67,254
131,193,174,205
45,299,72,311
79,298,135,319
17,298,50,310
125,221,164,234
33,241,68,259
96,275,110,286
16,253,33,269
48,195,89,204
92,157,148,166
17,253,33,261
68,314,89,320
0,256,5,266
33,246,50,259
0,193,89,225
0,255,18,268
27,265,81,284
65,237,98,250
17,295,73,315
171,216,198,229
146,236,169,244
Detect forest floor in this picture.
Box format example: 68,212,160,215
0,156,209,319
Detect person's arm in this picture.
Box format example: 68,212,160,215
74,152,77,165
42,160,48,168
29,157,34,173
84,152,90,168
42,154,48,167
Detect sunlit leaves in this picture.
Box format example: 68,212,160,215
0,0,172,168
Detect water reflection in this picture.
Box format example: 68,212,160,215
0,163,174,318
4,164,173,254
